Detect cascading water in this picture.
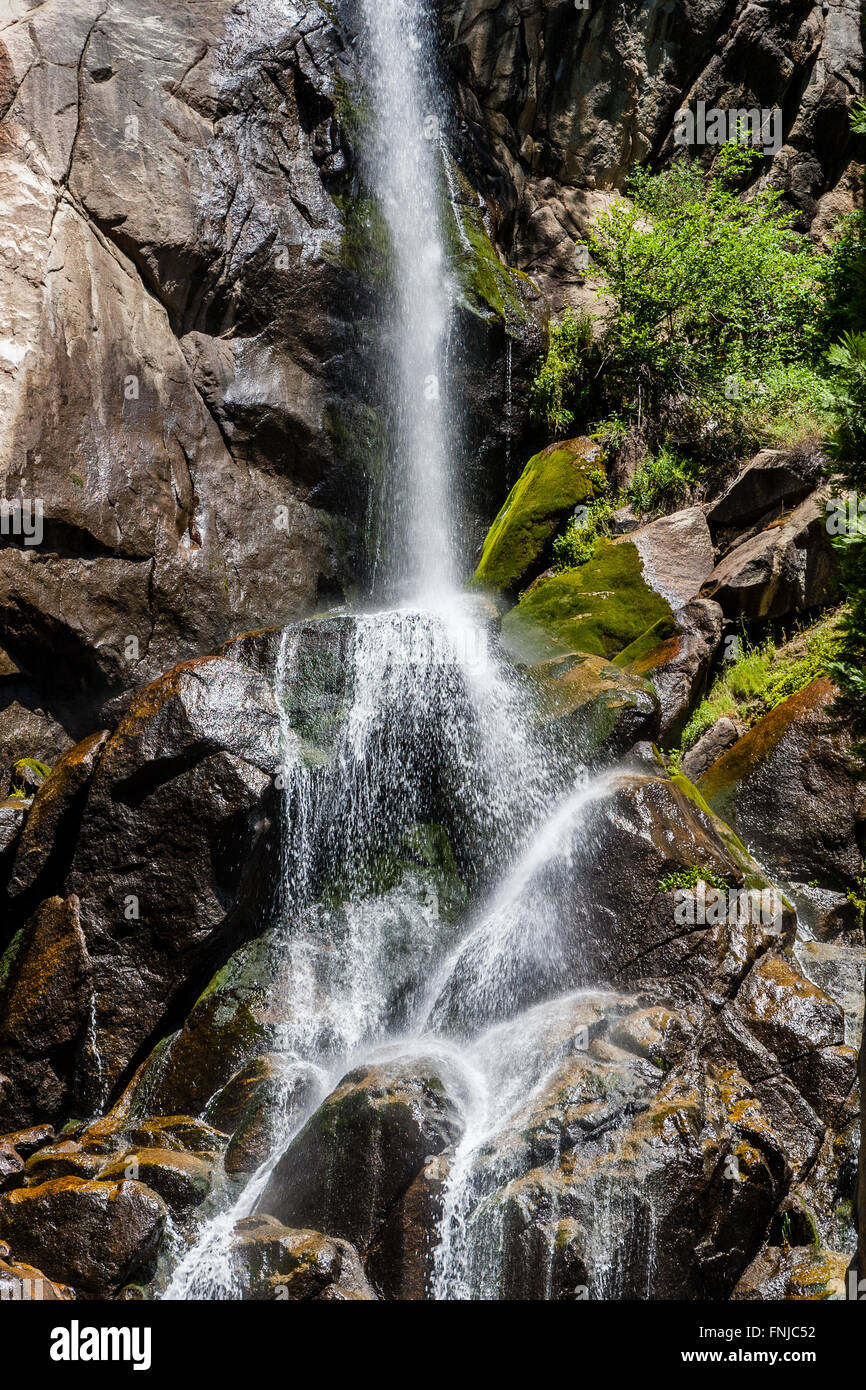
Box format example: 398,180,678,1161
163,0,623,1302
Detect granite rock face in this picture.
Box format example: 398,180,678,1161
439,0,864,309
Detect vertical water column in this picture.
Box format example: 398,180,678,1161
359,0,457,602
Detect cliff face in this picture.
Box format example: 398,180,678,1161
441,0,864,306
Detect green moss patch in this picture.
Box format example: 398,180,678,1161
501,538,673,664
474,439,605,594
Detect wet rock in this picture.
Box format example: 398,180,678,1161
0,704,72,801
1,1124,55,1159
99,1149,214,1214
734,952,844,1065
366,1153,451,1301
700,679,866,892
615,507,715,611
793,884,863,941
702,490,838,621
261,1057,466,1253
24,1141,105,1186
8,730,109,896
0,799,28,864
707,449,819,530
616,599,723,741
0,1177,167,1297
732,1245,849,1300
473,438,605,594
681,717,744,783
0,1253,74,1301
222,1061,321,1179
430,772,790,1031
230,1215,376,1301
65,655,279,1101
0,895,91,1131
527,652,660,763
0,1142,24,1194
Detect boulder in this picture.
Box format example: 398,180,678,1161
229,1215,376,1301
473,438,604,593
501,538,672,665
260,1057,466,1253
527,651,660,763
428,772,791,1033
99,1149,215,1214
680,716,743,783
0,895,91,1131
702,490,838,620
0,1142,23,1194
707,449,819,530
0,1176,167,1297
64,654,281,1103
616,598,723,740
8,729,109,896
700,679,866,892
0,1253,74,1301
732,1245,849,1300
221,1060,321,1179
614,507,715,610
0,703,72,800
0,799,28,864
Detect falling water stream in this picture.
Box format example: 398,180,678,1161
164,0,618,1301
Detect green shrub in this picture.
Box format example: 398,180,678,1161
529,309,595,434
824,331,866,486
679,619,842,752
552,495,615,570
587,144,827,455
628,449,693,518
658,864,729,893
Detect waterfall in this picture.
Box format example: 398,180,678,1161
360,0,456,601
162,0,620,1303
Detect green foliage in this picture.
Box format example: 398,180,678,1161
819,211,866,341
822,102,866,754
529,309,595,434
628,448,693,518
587,145,827,452
658,864,729,893
552,495,615,569
824,331,866,485
9,757,51,796
679,618,843,752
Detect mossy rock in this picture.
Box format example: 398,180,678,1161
501,539,672,665
444,163,539,328
474,438,605,595
527,652,660,762
613,615,682,672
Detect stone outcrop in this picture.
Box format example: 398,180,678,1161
700,678,866,893
440,0,864,312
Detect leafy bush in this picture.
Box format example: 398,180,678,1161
552,495,615,569
528,309,595,434
628,448,693,517
587,144,827,452
824,331,866,486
